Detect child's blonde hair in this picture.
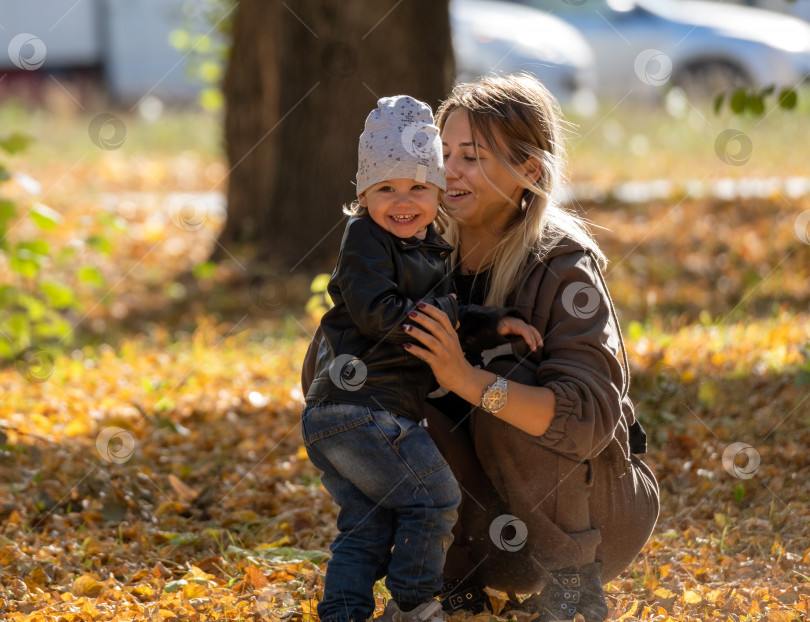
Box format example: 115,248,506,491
343,198,366,217
435,73,605,306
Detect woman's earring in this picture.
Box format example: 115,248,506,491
520,191,530,212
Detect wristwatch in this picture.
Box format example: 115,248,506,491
480,375,508,414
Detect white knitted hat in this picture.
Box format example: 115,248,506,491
356,95,446,197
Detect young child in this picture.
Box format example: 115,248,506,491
303,95,540,622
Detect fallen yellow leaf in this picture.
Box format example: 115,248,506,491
134,583,154,598
617,599,639,620
244,565,269,589
183,581,207,599
65,418,91,437
72,574,105,597
168,473,199,503
684,589,703,605
654,587,677,599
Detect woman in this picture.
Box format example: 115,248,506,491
401,74,659,621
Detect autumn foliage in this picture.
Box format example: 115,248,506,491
1,118,809,621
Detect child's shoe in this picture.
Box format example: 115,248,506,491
376,599,444,622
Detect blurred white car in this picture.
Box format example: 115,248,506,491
451,0,597,102
505,0,810,99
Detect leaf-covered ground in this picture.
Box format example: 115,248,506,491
1,110,810,621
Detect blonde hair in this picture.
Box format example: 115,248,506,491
435,73,605,306
343,199,366,217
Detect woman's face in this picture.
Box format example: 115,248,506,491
440,109,526,231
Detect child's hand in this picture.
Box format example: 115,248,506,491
498,316,543,351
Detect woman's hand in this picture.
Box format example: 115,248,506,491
405,301,556,436
403,302,477,395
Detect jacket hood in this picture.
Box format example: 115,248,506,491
534,235,590,263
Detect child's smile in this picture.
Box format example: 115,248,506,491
359,178,440,240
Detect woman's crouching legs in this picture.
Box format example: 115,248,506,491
426,404,658,597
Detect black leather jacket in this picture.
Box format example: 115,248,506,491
306,215,509,420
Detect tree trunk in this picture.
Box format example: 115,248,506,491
217,0,454,272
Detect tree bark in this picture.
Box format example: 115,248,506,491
217,0,454,272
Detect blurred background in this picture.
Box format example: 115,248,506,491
1,0,809,340
1,2,809,619
2,0,808,104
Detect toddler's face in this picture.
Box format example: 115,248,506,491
359,179,439,240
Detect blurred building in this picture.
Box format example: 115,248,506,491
0,0,209,105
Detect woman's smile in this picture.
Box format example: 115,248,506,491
442,187,474,208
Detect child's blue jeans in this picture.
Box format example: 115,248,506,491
302,402,461,622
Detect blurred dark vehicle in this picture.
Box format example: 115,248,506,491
504,0,810,99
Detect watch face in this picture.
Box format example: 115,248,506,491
482,387,507,412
